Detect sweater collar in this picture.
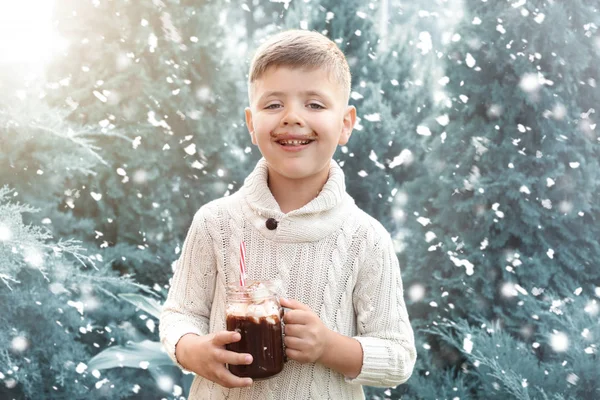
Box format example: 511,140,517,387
240,158,354,242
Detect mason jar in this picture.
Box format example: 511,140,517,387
225,280,285,380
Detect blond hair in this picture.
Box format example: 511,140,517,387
248,30,352,104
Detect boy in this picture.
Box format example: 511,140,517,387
159,29,416,399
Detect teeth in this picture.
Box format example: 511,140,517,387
279,140,312,145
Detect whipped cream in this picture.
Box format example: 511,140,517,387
226,282,281,324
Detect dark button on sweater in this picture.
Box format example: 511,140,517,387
266,218,278,230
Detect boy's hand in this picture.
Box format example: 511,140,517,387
175,332,253,389
280,297,332,364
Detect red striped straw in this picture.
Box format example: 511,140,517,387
239,241,247,286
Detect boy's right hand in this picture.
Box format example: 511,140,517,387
175,331,254,388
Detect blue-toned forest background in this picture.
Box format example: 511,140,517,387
1,0,599,399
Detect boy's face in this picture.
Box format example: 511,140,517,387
245,66,356,183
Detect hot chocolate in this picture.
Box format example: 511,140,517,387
225,281,285,379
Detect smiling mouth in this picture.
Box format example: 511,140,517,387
276,139,315,146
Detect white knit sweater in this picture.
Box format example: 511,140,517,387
159,158,416,400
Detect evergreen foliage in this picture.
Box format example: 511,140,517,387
0,97,154,398
399,0,600,398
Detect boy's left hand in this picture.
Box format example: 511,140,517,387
280,297,332,364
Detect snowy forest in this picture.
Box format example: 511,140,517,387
1,0,599,399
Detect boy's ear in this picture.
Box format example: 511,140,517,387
245,107,258,145
338,106,356,146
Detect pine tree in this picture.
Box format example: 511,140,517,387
45,0,250,286
0,95,151,398
414,291,600,399
400,0,600,397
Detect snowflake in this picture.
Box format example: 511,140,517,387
416,125,431,136
463,334,473,354
550,331,569,352
12,336,28,352
408,284,425,302
0,225,12,241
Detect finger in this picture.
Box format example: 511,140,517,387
284,323,305,337
280,297,312,312
215,348,253,366
285,348,309,364
215,368,253,388
213,330,241,346
283,309,311,325
284,335,305,350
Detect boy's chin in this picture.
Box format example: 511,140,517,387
267,161,330,182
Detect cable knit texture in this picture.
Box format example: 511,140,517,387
159,158,417,400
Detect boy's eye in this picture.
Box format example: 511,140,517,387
265,104,281,109
308,103,325,110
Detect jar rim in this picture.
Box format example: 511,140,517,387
226,280,281,300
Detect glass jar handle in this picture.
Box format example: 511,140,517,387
281,306,291,363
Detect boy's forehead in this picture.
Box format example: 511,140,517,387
250,66,345,102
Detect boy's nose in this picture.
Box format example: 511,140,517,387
280,109,305,127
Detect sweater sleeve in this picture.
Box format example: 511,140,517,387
159,209,217,369
349,232,417,387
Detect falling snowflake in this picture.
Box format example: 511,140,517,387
449,255,475,276
584,300,598,316
173,385,183,396
416,216,431,226
501,282,518,297
157,375,173,392
425,231,437,243
90,192,102,201
416,125,432,136
550,331,569,352
465,53,476,68
408,284,425,302
541,199,552,209
480,238,489,250
76,363,88,374
93,90,107,103
146,319,155,333
95,378,109,389
534,13,546,24
132,136,142,149
519,73,541,93
519,186,531,194
148,33,158,52
12,336,28,352
0,225,12,241
436,114,449,126
463,334,473,354
363,113,381,122
184,143,197,155
24,248,44,268
417,31,432,54
389,149,414,168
